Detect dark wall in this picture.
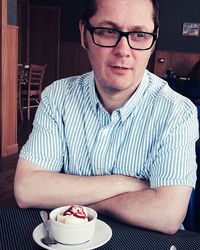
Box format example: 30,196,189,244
60,1,85,42
28,0,84,42
7,0,17,25
157,0,200,53
60,0,200,52
14,0,200,52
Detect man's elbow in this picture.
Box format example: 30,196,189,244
14,182,32,209
159,215,185,234
161,224,180,235
14,190,31,209
15,196,31,209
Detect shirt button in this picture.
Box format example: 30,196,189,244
101,128,108,137
96,168,101,175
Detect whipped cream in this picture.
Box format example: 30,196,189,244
57,205,88,224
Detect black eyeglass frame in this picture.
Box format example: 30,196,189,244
85,20,158,51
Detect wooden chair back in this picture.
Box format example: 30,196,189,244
18,64,29,121
27,64,47,120
28,64,46,96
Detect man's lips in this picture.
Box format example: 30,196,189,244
109,65,132,71
109,62,132,68
112,66,130,69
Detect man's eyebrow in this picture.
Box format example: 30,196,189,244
94,20,150,31
96,20,119,28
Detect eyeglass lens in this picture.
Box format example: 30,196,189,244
93,28,155,50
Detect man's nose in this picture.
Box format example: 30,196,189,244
113,36,131,57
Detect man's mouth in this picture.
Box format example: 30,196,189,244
111,65,130,70
113,66,129,69
110,65,132,72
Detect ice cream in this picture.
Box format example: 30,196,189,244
57,205,88,224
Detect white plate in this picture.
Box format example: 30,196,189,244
33,219,112,250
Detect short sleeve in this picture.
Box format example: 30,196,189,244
19,84,66,171
149,102,199,189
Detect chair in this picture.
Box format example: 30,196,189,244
21,64,47,120
18,64,29,121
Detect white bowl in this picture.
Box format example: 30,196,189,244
49,206,97,245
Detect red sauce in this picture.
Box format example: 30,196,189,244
63,205,87,219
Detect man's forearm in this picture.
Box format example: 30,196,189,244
14,159,149,208
90,186,192,234
15,172,148,209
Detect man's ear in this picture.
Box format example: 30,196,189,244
151,28,159,54
151,40,158,55
79,20,88,50
151,44,156,55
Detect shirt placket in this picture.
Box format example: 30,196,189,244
91,110,121,175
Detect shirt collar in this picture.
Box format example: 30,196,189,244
119,70,149,122
89,70,150,122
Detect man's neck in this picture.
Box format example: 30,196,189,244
96,85,138,113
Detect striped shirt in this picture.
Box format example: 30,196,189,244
20,70,199,188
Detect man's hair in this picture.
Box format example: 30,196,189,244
80,0,160,32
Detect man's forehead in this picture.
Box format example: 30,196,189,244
95,0,154,15
91,0,154,30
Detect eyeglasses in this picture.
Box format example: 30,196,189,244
85,20,158,51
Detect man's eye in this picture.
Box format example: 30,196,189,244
96,29,117,36
130,32,150,40
136,33,145,38
134,33,145,38
105,29,116,35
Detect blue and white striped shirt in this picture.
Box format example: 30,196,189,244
20,70,199,188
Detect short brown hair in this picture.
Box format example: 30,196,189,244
80,0,160,32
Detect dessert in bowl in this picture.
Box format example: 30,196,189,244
49,205,97,245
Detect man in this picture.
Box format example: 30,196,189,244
14,0,199,234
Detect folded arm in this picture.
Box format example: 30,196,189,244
14,158,149,209
14,158,192,234
90,185,192,234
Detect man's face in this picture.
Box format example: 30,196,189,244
80,0,155,101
